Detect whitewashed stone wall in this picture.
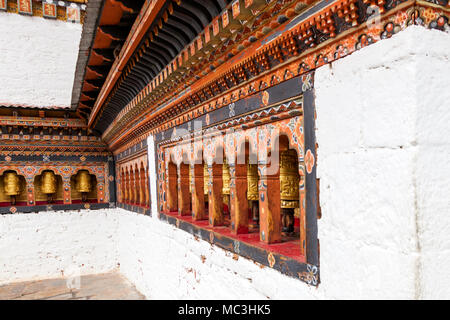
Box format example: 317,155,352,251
0,12,81,108
314,25,450,299
0,210,120,285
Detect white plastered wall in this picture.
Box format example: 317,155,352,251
315,25,450,299
0,12,82,108
0,210,120,285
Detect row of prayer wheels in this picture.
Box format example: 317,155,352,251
186,149,300,233
2,170,93,205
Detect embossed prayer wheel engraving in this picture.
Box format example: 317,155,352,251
4,171,20,205
76,170,92,202
41,171,57,203
280,149,300,234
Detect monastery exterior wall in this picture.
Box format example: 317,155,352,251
315,25,450,299
0,26,448,300
122,25,448,300
413,28,450,300
0,12,81,108
0,210,120,286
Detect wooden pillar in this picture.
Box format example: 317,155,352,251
26,180,35,206
139,167,145,206
192,164,206,220
122,169,127,203
62,177,71,205
126,169,131,203
167,162,178,212
230,163,248,234
259,164,281,244
135,167,140,205
208,164,223,227
130,168,135,204
177,163,191,216
121,170,126,203
145,166,150,207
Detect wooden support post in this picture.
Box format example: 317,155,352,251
130,169,135,204
230,163,248,234
145,167,150,207
208,164,223,226
177,164,191,216
192,164,206,220
167,162,178,212
259,164,281,244
63,178,71,205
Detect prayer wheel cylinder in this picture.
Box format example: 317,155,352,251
41,171,57,204
4,172,20,196
189,166,192,194
280,149,300,233
247,162,259,224
4,172,20,205
222,159,230,213
76,170,92,202
41,171,57,195
203,163,209,202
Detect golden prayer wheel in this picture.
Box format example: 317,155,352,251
41,171,57,203
4,172,20,196
222,159,230,195
4,171,20,205
280,149,300,234
41,171,57,194
76,170,92,202
247,162,259,225
247,163,259,201
222,159,230,214
203,163,209,200
189,166,192,194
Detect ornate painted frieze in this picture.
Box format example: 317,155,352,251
0,0,87,23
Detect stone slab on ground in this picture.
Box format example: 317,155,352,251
0,272,145,300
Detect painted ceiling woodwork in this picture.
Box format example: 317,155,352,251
86,0,235,134
101,0,308,149
71,0,146,120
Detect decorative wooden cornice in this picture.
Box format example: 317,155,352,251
88,0,237,131
86,0,167,125
70,0,146,119
107,0,449,153
98,0,307,138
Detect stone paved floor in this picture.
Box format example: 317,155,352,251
0,272,145,300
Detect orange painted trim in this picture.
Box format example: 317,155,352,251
88,0,166,128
